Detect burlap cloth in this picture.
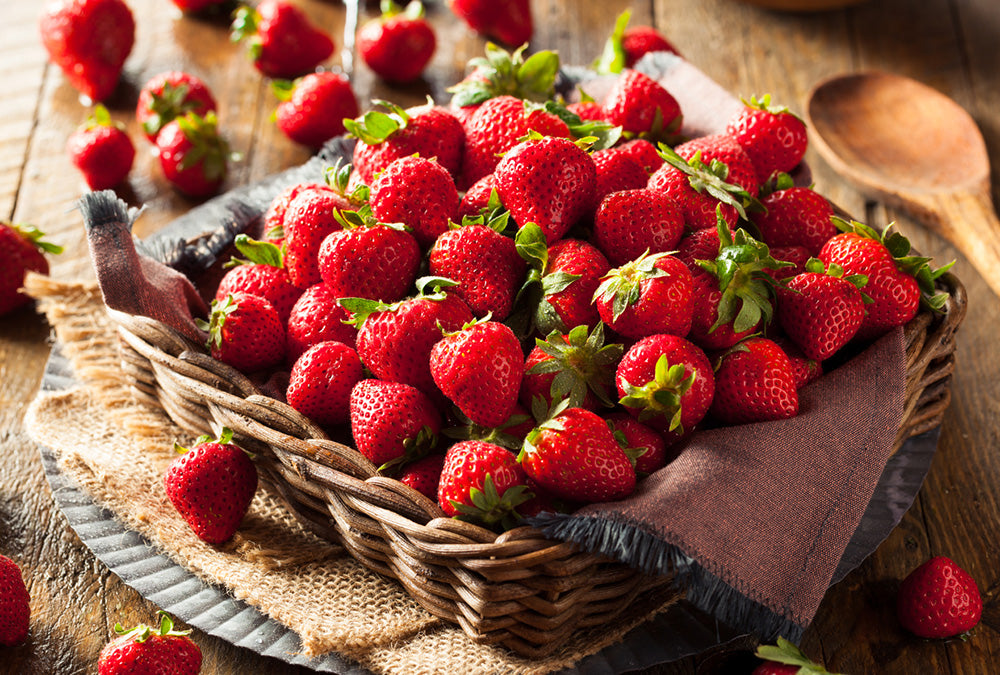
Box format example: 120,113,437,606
23,274,675,675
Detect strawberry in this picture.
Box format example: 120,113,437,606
594,251,694,340
67,104,135,190
369,155,460,249
215,235,302,322
272,71,359,149
521,406,635,503
593,188,684,267
674,226,720,268
520,323,622,412
590,147,651,209
615,138,663,174
164,428,258,545
593,10,679,74
777,258,868,362
438,440,531,528
398,453,445,500
39,0,135,103
261,182,316,244
197,292,286,373
601,69,683,144
462,95,570,188
566,99,607,123
710,337,799,425
648,136,757,232
430,319,524,428
0,554,29,646
752,637,840,675
897,556,982,639
819,218,951,340
280,176,356,288
345,102,465,185
771,336,823,389
155,111,231,198
449,0,532,48
428,218,526,320
350,379,441,470
765,244,811,281
526,235,610,335
447,44,559,125
457,174,496,220
727,94,809,184
136,71,217,143
616,333,714,439
318,215,421,303
285,283,358,362
286,340,363,426
494,134,596,244
344,278,474,396
605,412,668,475
753,175,837,256
98,612,201,675
0,222,61,316
358,1,436,84
231,0,334,79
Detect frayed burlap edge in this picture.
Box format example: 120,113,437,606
22,273,678,675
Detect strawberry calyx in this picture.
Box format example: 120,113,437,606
9,222,64,255
448,43,560,108
540,100,622,150
757,170,805,199
449,473,533,530
224,234,285,269
378,425,437,474
528,323,624,409
343,100,411,146
175,111,233,182
657,143,757,220
142,82,201,138
593,9,633,75
618,352,694,432
754,636,841,675
173,427,235,455
801,257,870,296
443,409,532,451
741,93,805,124
195,294,240,351
608,425,647,468
230,5,263,61
113,611,193,644
83,104,125,132
696,210,785,334
339,276,460,329
831,217,954,312
593,249,675,321
453,191,512,234
510,222,582,336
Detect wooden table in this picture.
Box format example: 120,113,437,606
2,0,998,672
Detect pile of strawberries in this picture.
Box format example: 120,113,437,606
188,41,952,530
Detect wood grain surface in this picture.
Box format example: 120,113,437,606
2,0,999,673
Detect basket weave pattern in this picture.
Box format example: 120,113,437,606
106,272,966,657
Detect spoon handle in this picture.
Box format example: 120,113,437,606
913,187,1000,299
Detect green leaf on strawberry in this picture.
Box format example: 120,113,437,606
593,9,631,75
754,636,842,674
343,100,411,145
618,353,694,432
657,143,758,220
447,43,559,108
224,234,285,269
11,223,63,255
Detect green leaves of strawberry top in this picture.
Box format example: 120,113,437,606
343,100,413,145
448,43,560,108
754,637,844,675
657,143,756,220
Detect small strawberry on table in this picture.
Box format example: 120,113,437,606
752,637,841,675
0,222,63,317
0,554,30,646
897,556,982,639
67,104,135,190
272,72,359,149
449,0,533,48
155,112,232,198
98,611,202,675
358,1,437,84
136,71,217,144
231,0,335,79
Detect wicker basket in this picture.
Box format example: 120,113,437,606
105,268,966,657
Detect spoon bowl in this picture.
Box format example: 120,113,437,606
806,71,1000,297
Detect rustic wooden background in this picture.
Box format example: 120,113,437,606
2,0,999,672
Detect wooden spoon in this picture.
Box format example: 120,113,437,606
806,71,1000,297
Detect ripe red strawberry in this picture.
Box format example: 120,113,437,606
594,251,694,340
819,218,950,340
286,340,363,426
318,218,421,302
350,379,441,470
753,176,837,256
430,319,524,428
285,283,358,362
98,612,202,675
616,333,714,440
602,69,682,143
752,637,839,675
462,95,570,188
566,100,607,123
198,292,286,373
727,94,809,184
67,104,135,190
777,259,868,362
615,138,664,174
605,412,668,476
155,111,231,198
593,188,684,266
369,155,460,248
675,226,720,268
346,102,465,185
39,0,135,102
359,1,436,84
280,179,355,288
449,0,532,48
520,323,622,412
429,219,526,319
494,135,596,244
710,337,799,425
771,336,823,389
216,235,302,322
765,244,811,281
272,71,359,149
0,554,30,646
231,0,334,79
438,440,531,528
521,406,635,503
530,236,610,334
590,147,650,208
0,222,62,316
136,71,217,143
345,279,474,396
897,556,982,639
261,181,316,243
398,453,445,500
164,428,258,545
